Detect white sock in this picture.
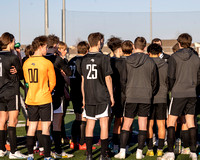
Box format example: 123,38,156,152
39,147,44,151
119,148,126,154
137,149,143,153
28,154,34,158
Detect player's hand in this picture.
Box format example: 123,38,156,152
10,66,17,74
110,96,115,107
82,100,85,109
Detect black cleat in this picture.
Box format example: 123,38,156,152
86,154,93,160
99,154,111,160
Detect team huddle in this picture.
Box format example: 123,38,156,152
0,31,200,160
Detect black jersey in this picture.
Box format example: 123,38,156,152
45,53,71,97
110,57,127,106
68,55,83,102
0,51,23,98
77,52,113,105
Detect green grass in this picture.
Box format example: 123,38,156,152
2,100,200,159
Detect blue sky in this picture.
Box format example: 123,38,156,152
1,0,200,45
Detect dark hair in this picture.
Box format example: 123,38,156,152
122,40,133,55
25,45,33,57
134,37,146,50
0,32,15,50
32,36,48,52
172,43,180,53
88,32,104,47
152,38,162,45
147,43,162,55
47,34,59,48
107,36,122,52
77,41,89,54
177,33,192,48
58,41,67,50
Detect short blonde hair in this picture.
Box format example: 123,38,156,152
58,41,67,50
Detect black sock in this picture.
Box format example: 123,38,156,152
26,136,35,154
167,127,175,152
80,121,86,145
189,127,196,153
42,135,51,157
112,133,119,145
52,131,62,154
127,131,132,146
0,130,6,151
8,127,17,154
120,130,130,149
138,130,147,150
61,119,67,140
101,138,108,157
36,130,43,148
146,138,153,150
71,120,81,143
175,123,181,139
86,137,93,155
181,130,189,148
158,139,164,150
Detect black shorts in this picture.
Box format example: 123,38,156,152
169,97,196,116
0,95,20,111
72,100,83,114
27,103,53,121
124,103,150,118
148,103,167,120
112,95,125,118
83,104,111,120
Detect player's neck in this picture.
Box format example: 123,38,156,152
134,49,144,53
149,54,159,58
34,50,43,56
89,46,99,53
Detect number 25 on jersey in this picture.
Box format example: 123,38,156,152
86,64,97,79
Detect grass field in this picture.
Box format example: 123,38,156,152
2,101,200,160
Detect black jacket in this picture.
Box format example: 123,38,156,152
125,53,158,104
168,48,200,98
152,57,168,103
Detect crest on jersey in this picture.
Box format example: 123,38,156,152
91,59,95,62
31,63,35,66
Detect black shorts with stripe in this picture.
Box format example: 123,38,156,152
27,103,53,121
169,97,196,116
148,103,167,120
0,94,20,111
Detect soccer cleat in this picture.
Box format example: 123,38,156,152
96,139,101,146
5,143,10,151
157,149,163,157
99,154,111,160
189,152,198,160
9,151,28,159
160,152,175,160
181,147,190,154
0,150,7,157
114,151,126,159
70,142,78,149
136,149,144,159
27,155,34,160
44,157,54,160
39,150,44,156
86,154,93,160
61,151,74,158
146,149,154,156
79,143,96,150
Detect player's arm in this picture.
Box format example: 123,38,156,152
120,59,127,94
151,63,159,95
105,75,114,107
81,76,85,108
168,56,176,91
48,62,56,92
12,55,23,79
56,56,72,76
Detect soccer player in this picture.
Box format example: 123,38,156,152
115,37,158,159
77,32,114,160
161,33,200,160
23,35,56,160
152,38,170,61
146,43,168,157
107,37,126,153
51,41,73,158
0,32,27,159
69,41,95,150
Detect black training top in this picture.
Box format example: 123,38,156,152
77,52,113,105
68,55,83,102
0,51,23,98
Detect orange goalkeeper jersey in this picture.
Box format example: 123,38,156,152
23,56,56,105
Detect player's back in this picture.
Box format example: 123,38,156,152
0,51,22,96
23,56,56,105
80,52,112,105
